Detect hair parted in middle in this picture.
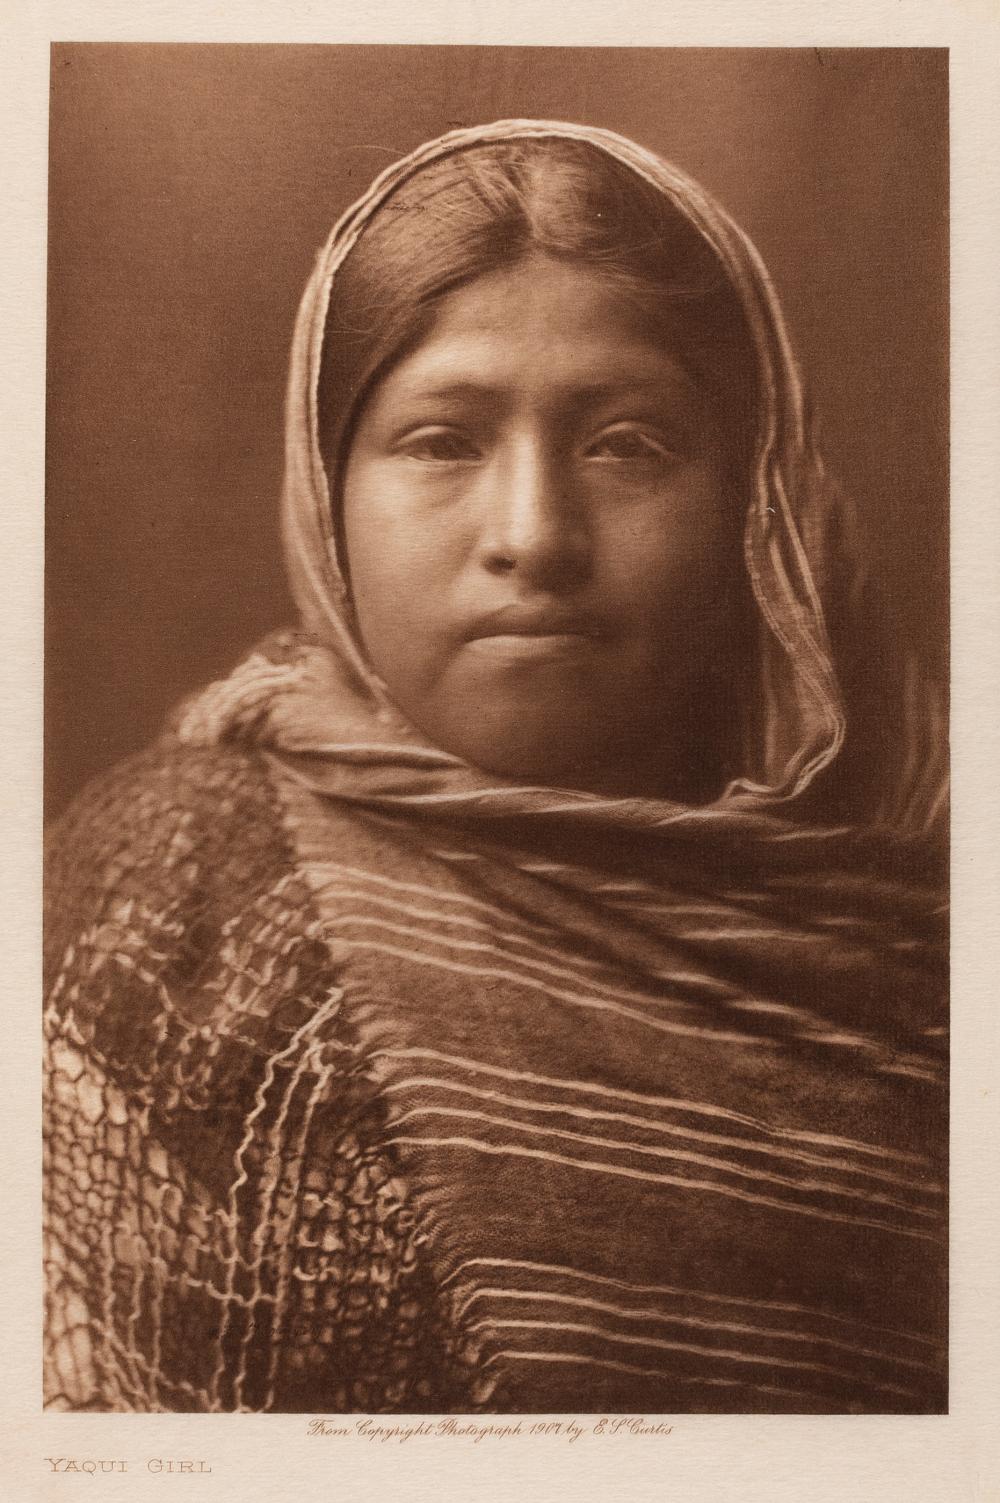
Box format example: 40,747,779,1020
317,138,760,510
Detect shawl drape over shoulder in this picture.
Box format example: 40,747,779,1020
44,120,948,1415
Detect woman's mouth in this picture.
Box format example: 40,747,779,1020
465,603,607,639
462,604,608,662
465,630,600,661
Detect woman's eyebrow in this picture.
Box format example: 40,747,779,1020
392,375,700,407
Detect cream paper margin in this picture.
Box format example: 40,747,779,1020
2,4,997,1500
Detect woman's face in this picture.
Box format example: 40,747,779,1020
341,256,744,796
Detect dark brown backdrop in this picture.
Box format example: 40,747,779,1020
46,45,948,819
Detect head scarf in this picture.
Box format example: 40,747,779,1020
283,118,842,797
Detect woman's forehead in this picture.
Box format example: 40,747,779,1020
362,258,704,412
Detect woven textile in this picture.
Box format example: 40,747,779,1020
44,122,948,1414
44,681,947,1412
44,739,482,1412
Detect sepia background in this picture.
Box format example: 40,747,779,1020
45,45,948,818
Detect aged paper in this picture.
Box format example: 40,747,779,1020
3,1,998,1498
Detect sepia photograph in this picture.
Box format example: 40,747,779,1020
42,44,949,1419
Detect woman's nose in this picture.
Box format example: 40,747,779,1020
478,438,590,588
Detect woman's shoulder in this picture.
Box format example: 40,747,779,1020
44,737,295,997
47,736,284,877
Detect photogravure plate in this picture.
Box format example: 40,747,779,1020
3,2,998,1499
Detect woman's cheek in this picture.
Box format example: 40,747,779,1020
352,564,456,704
600,504,725,622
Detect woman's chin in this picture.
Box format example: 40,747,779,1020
398,716,605,791
420,720,667,797
386,672,714,798
410,706,726,801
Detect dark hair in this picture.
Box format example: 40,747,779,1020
318,138,758,493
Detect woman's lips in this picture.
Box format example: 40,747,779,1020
464,603,607,638
462,605,608,662
464,630,600,661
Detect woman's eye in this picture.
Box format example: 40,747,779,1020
399,428,480,463
586,425,676,463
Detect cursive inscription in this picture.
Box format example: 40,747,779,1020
307,1415,674,1444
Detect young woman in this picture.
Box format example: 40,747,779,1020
44,120,947,1415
